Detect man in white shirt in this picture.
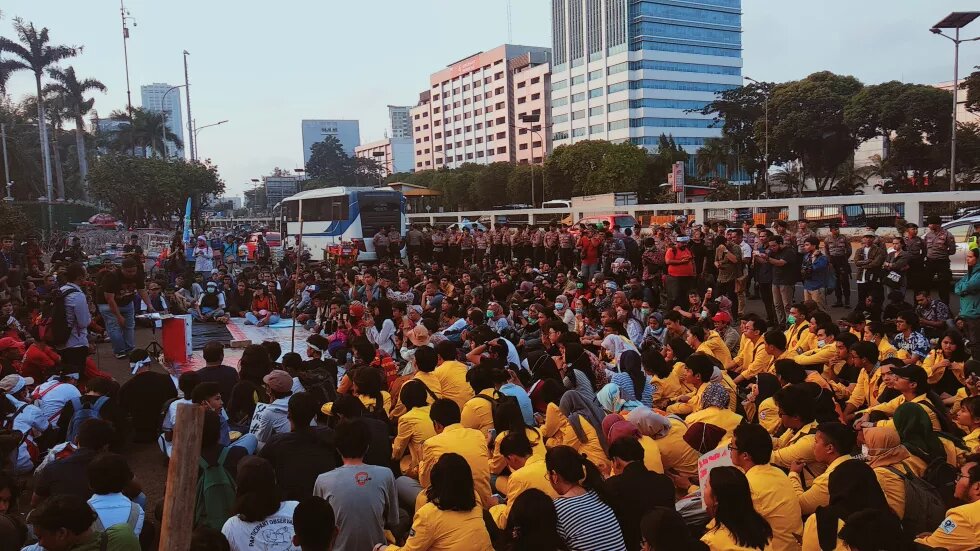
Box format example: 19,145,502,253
30,371,82,428
86,452,145,536
1,374,48,474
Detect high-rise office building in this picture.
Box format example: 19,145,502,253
550,0,742,164
140,83,185,158
301,120,361,165
410,44,552,171
388,106,414,139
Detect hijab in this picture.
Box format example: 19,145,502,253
893,402,946,463
628,406,674,440
596,383,642,414
682,422,725,454
864,425,912,470
560,389,608,449
602,413,640,445
619,350,647,400
700,381,730,410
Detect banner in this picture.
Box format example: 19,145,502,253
697,446,733,506
182,197,193,256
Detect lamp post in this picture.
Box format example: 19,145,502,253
1,123,11,201
192,119,229,158
184,51,196,161
930,11,980,191
161,84,187,159
120,0,136,157
518,113,543,207
744,76,770,198
372,150,387,186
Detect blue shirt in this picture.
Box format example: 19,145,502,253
60,283,91,350
802,251,830,291
499,383,535,426
893,330,931,360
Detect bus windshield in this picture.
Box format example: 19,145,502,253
357,191,402,235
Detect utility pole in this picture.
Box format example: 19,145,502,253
184,51,195,161
1,123,11,201
120,0,136,156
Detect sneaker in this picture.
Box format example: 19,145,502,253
114,352,128,359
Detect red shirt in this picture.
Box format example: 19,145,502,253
578,236,601,265
22,344,60,380
665,246,695,277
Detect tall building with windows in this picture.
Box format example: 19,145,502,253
301,120,361,164
410,44,552,171
550,0,742,163
388,106,414,139
140,83,185,158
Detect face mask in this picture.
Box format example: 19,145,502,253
575,307,584,314
817,340,826,349
787,315,796,325
640,308,650,318
555,303,565,311
699,311,708,320
486,310,494,319
522,310,529,319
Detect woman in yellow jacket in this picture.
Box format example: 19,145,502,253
541,390,610,476
685,382,743,446
700,466,773,551
742,373,781,435
801,459,892,551
460,363,508,439
392,381,437,479
863,425,923,518
601,414,664,474
922,330,969,393
488,401,545,476
628,406,700,479
379,453,493,551
648,340,695,409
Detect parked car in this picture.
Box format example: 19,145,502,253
245,231,282,261
942,216,977,278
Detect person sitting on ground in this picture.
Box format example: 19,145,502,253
32,419,116,506
193,382,258,455
86,452,146,537
196,341,240,404
248,370,293,451
700,466,773,551
159,371,199,457
220,456,300,551
915,454,980,551
605,437,674,551
55,376,121,445
244,285,280,327
291,496,336,551
258,392,338,502
788,421,857,516
26,494,140,551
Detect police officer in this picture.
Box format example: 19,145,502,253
923,215,956,304
824,224,851,308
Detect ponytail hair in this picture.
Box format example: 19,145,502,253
545,445,613,506
352,367,389,423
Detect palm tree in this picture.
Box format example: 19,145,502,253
106,107,183,157
695,137,737,179
45,66,105,200
0,18,78,202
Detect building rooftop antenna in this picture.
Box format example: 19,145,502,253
507,0,513,43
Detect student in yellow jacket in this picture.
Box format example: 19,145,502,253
956,397,980,454
726,316,770,383
863,425,923,518
432,341,475,410
542,392,610,475
628,407,700,480
389,347,444,419
381,453,493,551
863,321,897,362
651,340,696,409
730,424,803,551
489,431,558,529
488,401,546,476
418,399,492,510
700,466,774,551
922,331,969,386
842,342,889,422
757,330,794,380
460,363,507,439
788,422,856,516
691,325,733,367
770,384,827,488
792,322,839,374
860,365,942,432
801,459,891,551
392,382,437,479
916,459,980,551
784,304,814,355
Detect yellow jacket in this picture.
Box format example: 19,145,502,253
869,393,942,431
922,349,966,385
701,520,774,551
964,428,980,455
877,337,898,362
392,405,437,479
739,339,773,380
489,427,545,475
915,500,980,551
794,344,837,370
846,367,885,410
652,362,692,409
873,459,922,518
698,331,733,366
387,503,494,551
745,464,803,551
801,515,845,551
666,381,707,416
658,417,700,479
390,371,443,418
786,322,814,355
542,402,610,475
764,348,795,376
419,424,492,509
789,454,852,516
771,421,826,488
461,388,496,438
685,406,743,445
490,454,558,528
434,360,475,410
757,397,781,435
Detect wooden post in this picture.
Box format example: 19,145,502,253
159,403,205,550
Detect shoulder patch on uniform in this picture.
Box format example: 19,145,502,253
940,517,957,534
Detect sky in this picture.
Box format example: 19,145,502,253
3,0,980,198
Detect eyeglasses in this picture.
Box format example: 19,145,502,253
727,443,739,452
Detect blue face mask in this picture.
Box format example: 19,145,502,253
555,303,565,311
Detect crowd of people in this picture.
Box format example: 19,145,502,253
0,212,979,550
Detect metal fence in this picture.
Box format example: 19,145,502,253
798,202,905,229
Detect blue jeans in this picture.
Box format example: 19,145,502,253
245,312,280,325
99,302,135,355
580,263,598,281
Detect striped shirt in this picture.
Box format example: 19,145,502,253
553,490,626,551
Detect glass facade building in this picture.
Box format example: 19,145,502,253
550,0,742,162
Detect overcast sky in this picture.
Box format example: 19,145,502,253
2,0,979,197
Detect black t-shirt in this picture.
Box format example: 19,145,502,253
96,267,146,306
123,244,144,257
259,427,339,501
118,371,179,442
35,448,98,500
362,416,393,470
196,364,240,404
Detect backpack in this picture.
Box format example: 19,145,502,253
40,287,80,347
157,397,180,436
884,463,947,536
92,500,141,533
65,396,108,444
474,391,520,429
194,447,237,530
2,404,28,431
921,453,960,507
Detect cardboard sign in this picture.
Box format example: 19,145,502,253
697,446,733,506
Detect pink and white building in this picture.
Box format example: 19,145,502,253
410,44,553,171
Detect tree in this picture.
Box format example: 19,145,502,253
351,156,384,187
104,107,183,157
305,136,351,184
507,164,543,206
0,18,78,202
699,82,771,188
964,66,980,115
44,66,105,199
0,200,31,235
958,122,980,187
768,71,864,193
695,137,737,178
474,162,512,207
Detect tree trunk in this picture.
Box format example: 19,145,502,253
74,114,89,202
51,125,65,200
35,76,54,203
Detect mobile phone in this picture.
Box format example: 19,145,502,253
488,429,497,442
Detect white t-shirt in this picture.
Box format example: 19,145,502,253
31,379,81,427
88,492,145,536
159,398,192,456
221,500,299,551
5,394,48,474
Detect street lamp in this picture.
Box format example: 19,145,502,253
744,76,770,198
517,113,543,207
192,119,229,158
1,123,11,201
371,150,387,186
160,84,187,159
930,11,980,191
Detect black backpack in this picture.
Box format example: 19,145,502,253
884,463,947,536
43,287,80,347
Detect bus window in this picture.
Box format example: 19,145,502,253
284,201,299,222
359,192,401,235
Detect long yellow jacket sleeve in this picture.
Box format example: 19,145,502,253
794,345,836,367
789,455,851,516
460,388,496,438
771,422,825,487
915,501,980,551
387,503,494,551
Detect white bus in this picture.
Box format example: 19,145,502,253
281,186,406,261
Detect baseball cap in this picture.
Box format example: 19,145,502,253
711,311,732,324
0,374,33,394
891,365,929,389
262,370,293,394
